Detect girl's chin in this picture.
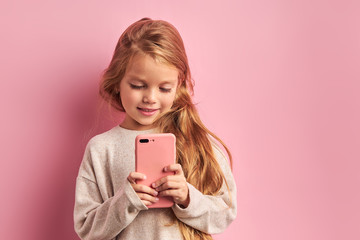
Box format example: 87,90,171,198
130,119,156,130
139,121,156,128
122,114,157,130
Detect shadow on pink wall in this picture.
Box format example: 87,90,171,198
23,79,124,240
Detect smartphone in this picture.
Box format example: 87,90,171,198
135,133,176,208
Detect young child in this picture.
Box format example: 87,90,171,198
74,18,237,240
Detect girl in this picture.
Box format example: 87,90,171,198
74,18,237,240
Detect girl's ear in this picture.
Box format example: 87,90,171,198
177,75,186,91
115,86,120,95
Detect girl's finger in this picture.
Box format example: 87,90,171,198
163,163,183,175
142,200,153,206
127,172,146,183
152,174,185,189
158,189,183,199
132,184,158,196
159,189,189,207
152,175,171,189
137,193,159,204
155,180,185,192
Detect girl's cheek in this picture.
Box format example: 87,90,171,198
163,99,174,109
167,93,177,105
128,91,141,102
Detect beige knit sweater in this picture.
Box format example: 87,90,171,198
74,126,237,240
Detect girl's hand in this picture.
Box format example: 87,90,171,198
152,164,190,208
127,172,159,206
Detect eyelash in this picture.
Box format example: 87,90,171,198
130,84,171,93
160,88,171,93
130,84,144,89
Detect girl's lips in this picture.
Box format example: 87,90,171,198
137,107,159,116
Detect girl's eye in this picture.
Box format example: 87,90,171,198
130,84,144,89
160,87,172,93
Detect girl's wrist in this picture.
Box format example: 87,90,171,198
178,193,190,209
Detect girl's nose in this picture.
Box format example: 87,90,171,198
143,89,156,104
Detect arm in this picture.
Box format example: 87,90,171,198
73,141,148,240
171,144,237,234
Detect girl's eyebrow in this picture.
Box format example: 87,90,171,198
128,76,146,82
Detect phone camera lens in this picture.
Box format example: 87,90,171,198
139,139,149,143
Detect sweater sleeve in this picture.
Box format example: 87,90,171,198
73,140,147,240
171,143,237,234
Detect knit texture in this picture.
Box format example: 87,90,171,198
74,125,237,240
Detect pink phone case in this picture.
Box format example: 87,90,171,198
135,133,176,208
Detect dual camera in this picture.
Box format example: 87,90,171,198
139,138,155,143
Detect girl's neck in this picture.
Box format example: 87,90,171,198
118,124,157,133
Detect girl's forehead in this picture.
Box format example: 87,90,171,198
128,53,175,69
125,54,179,83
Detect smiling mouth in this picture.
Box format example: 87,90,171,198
137,107,159,116
137,107,158,112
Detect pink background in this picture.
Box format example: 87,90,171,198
1,1,359,239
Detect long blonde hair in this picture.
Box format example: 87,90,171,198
99,18,233,240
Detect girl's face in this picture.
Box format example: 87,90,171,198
119,54,179,130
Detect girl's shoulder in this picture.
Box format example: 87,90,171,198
87,125,121,149
209,137,231,168
86,125,156,150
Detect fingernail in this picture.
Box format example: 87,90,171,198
154,191,158,196
164,167,167,171
143,175,147,179
155,198,159,201
152,183,156,188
